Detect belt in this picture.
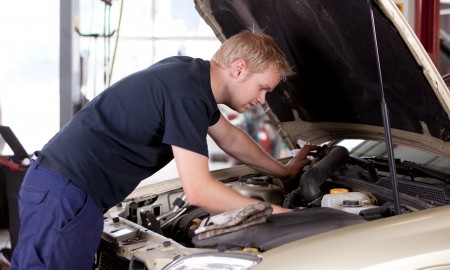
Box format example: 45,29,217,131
36,155,65,177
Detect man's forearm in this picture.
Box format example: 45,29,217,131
224,130,289,177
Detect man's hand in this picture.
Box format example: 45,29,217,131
284,144,318,179
271,204,292,214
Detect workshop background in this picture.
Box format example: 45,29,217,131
1,0,450,268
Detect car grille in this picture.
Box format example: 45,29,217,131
97,250,129,270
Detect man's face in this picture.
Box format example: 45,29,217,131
229,64,282,113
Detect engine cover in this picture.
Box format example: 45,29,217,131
192,207,366,251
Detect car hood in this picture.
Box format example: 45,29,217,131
195,0,450,159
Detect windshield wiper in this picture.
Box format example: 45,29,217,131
363,156,450,184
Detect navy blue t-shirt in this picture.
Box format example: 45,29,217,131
41,56,220,208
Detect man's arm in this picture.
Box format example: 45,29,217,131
172,145,288,214
208,114,316,179
172,114,315,214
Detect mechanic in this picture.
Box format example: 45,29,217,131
11,29,317,270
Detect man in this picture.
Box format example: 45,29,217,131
11,30,316,269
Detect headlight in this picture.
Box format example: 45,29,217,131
162,252,262,270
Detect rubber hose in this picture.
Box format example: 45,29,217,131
300,146,350,205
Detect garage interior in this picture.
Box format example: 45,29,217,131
1,0,450,269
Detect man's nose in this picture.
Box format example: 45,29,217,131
257,92,266,104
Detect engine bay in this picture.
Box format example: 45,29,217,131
97,144,450,269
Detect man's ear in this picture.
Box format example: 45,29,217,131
230,59,246,79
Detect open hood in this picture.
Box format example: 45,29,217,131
195,0,450,159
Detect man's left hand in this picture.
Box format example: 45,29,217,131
284,144,318,179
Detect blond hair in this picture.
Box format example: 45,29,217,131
211,29,294,80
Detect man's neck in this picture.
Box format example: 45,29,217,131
210,61,226,104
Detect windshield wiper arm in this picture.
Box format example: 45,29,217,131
363,156,450,184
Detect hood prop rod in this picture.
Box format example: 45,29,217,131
367,0,402,215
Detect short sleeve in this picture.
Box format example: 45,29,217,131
162,98,213,157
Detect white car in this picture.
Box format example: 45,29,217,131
96,0,450,269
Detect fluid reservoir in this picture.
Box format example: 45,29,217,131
340,200,379,215
321,188,374,214
230,176,284,206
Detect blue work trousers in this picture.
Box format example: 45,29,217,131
10,159,104,270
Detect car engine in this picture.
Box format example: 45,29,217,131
96,145,450,269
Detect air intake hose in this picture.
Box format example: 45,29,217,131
299,145,349,205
